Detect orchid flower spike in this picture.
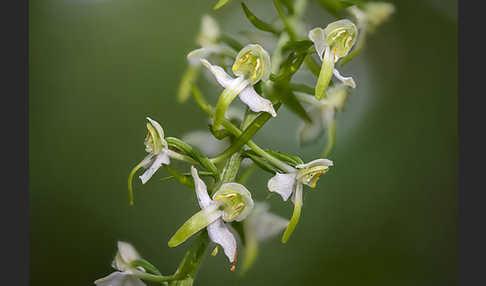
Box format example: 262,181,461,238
128,117,185,205
298,84,350,145
201,44,276,131
267,159,333,243
94,241,147,286
308,19,358,100
168,166,254,269
240,202,289,274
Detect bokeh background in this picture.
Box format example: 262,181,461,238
29,0,457,285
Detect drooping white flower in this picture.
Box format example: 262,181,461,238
298,84,350,144
128,117,186,205
267,159,333,242
168,166,254,266
308,19,358,100
201,44,276,131
94,242,146,286
240,202,289,274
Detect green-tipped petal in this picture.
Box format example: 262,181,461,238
315,46,335,100
168,204,222,248
282,183,303,243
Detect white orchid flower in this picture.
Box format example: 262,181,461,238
128,117,187,205
178,15,236,102
338,3,394,66
349,2,395,34
168,166,254,268
240,202,289,274
308,19,358,100
94,242,146,286
267,159,333,242
297,84,350,144
201,44,277,131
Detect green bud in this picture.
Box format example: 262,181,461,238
232,44,271,84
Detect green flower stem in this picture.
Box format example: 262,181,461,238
322,118,336,157
289,83,315,95
273,0,297,41
131,258,162,275
177,65,200,103
135,232,210,285
210,103,282,164
192,85,294,173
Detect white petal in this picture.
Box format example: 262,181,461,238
146,117,165,141
333,69,356,88
117,241,140,264
182,130,230,157
94,271,146,286
138,152,170,184
308,27,327,60
200,59,235,88
191,166,212,209
199,14,220,44
298,106,325,144
187,48,211,66
207,218,237,263
267,172,297,201
295,158,334,169
238,85,277,117
249,202,289,241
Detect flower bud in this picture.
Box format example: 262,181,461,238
232,44,271,84
213,183,254,222
364,2,395,33
324,19,358,60
144,117,167,155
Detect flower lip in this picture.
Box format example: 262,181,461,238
213,183,254,222
232,44,271,84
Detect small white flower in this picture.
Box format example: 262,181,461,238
349,2,395,34
201,44,276,130
94,242,146,286
267,159,333,242
298,84,350,144
308,19,358,100
187,15,235,66
168,166,254,265
240,202,289,273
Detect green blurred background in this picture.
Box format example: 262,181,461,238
29,0,457,285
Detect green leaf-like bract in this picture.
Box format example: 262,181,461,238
241,3,280,35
